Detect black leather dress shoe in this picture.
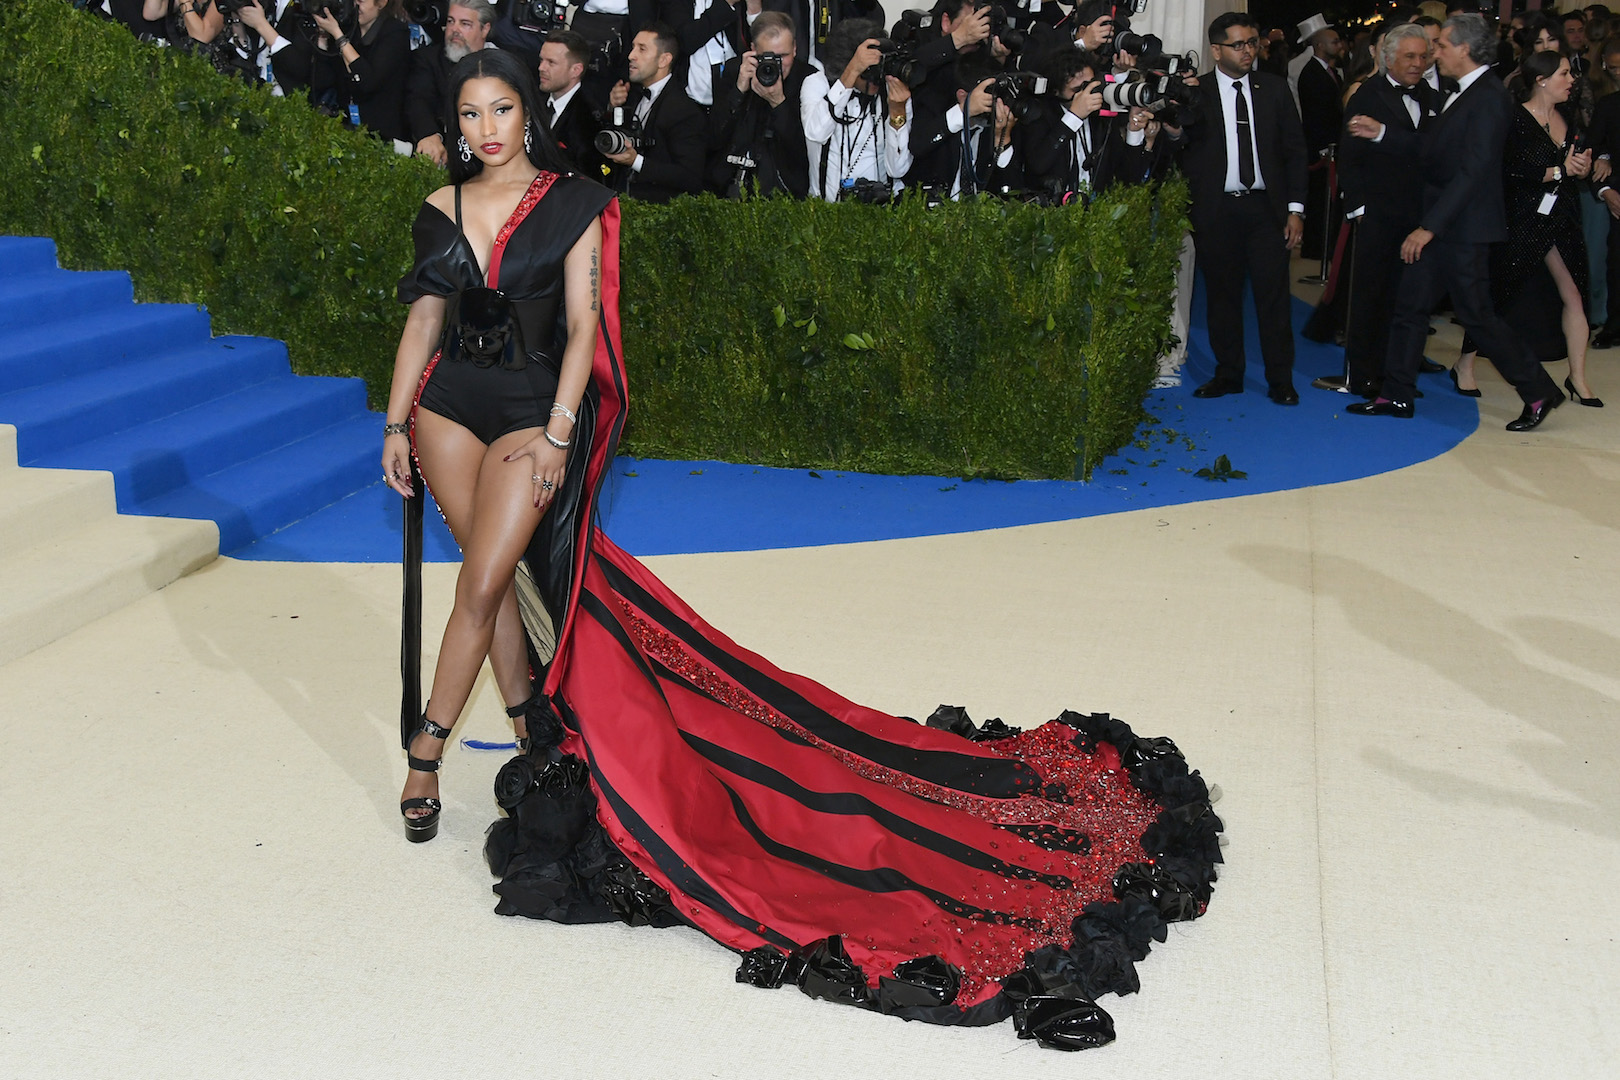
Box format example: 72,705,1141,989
1346,398,1414,418
1349,381,1381,398
1192,379,1244,399
1505,389,1565,431
1267,385,1300,405
1418,356,1446,374
1592,325,1620,350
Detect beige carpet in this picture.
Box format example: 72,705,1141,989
2,330,1617,1078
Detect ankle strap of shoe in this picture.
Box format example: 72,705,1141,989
505,697,532,719
420,715,452,740
407,754,443,773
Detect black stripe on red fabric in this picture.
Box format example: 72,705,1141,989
714,780,1042,931
573,588,801,952
596,558,1042,799
678,729,1076,890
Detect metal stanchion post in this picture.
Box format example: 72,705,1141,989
1299,148,1336,285
1312,216,1359,393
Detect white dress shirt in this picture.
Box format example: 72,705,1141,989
1217,74,1305,214
1444,64,1489,111
630,74,672,174
800,71,913,201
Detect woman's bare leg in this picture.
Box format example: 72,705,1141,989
405,417,545,814
1546,247,1594,398
1455,349,1478,391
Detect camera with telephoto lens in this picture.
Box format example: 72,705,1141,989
862,39,925,89
516,0,570,35
403,0,447,28
286,0,358,33
990,69,1046,122
754,51,783,87
593,107,641,156
974,2,1025,52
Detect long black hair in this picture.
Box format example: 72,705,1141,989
444,49,573,183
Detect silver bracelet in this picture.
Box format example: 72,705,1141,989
544,429,571,449
549,402,577,424
383,421,409,436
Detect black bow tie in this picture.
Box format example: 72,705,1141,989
1398,85,1422,98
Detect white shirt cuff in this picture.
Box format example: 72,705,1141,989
1060,110,1084,133
1124,126,1145,146
827,80,854,110
1288,203,1305,215
1372,125,1386,143
946,104,964,135
269,36,291,55
631,154,645,173
995,144,1014,168
1348,205,1366,219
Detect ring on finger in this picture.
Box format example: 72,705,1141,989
541,479,554,491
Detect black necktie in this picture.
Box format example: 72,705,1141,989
543,98,556,127
1233,79,1255,190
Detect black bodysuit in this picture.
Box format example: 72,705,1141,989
397,173,613,444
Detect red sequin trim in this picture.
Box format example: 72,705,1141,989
486,171,559,291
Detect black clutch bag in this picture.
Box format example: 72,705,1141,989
446,286,528,371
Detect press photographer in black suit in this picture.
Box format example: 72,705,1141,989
1338,23,1438,396
707,12,811,197
539,31,612,180
235,1,314,95
908,55,1026,197
1349,14,1565,429
1177,12,1308,405
603,24,707,202
1019,46,1123,199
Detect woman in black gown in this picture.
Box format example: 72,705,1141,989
383,50,1224,1052
1454,50,1603,405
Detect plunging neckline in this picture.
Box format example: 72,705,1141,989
426,172,551,285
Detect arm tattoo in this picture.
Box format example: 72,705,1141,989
589,248,599,312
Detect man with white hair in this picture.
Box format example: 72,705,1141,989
406,1,497,166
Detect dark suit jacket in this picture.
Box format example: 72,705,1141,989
1178,69,1308,230
1338,75,1437,230
309,16,412,144
404,41,453,145
550,87,613,184
614,82,708,202
706,58,811,197
1297,54,1343,155
1587,89,1620,193
1416,68,1512,243
1020,103,1125,197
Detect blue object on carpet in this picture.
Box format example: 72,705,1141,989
235,277,1479,560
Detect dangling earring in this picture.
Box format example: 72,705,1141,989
458,135,472,162
524,123,533,155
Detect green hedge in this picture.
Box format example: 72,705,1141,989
0,0,1188,479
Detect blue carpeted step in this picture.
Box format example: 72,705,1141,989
3,336,289,463
37,372,369,506
0,270,133,331
0,303,213,395
136,417,381,554
0,237,61,278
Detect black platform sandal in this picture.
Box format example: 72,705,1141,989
401,713,452,843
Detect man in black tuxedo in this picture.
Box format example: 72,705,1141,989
1586,42,1620,347
603,24,708,203
907,56,1027,197
539,31,613,181
1176,11,1308,405
1296,22,1344,259
1350,14,1564,429
707,12,811,197
1338,24,1438,396
1020,46,1130,199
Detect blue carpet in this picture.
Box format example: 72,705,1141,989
236,281,1478,560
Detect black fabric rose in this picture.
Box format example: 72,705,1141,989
1121,734,1184,771
973,716,1021,741
597,858,683,928
793,936,873,1007
494,756,539,810
926,704,977,738
1141,802,1225,865
522,698,567,752
735,946,791,989
1056,710,1135,753
484,817,519,877
1112,862,1201,923
876,955,961,1012
1012,994,1116,1051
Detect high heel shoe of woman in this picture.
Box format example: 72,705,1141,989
1565,376,1604,408
401,713,452,842
1449,367,1482,398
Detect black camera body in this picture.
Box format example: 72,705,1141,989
404,0,447,28
991,69,1047,122
587,31,624,76
863,39,925,89
516,0,571,36
286,0,358,36
216,0,262,15
755,51,783,88
975,2,1025,53
593,107,642,157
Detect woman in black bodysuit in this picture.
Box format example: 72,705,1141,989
383,49,611,840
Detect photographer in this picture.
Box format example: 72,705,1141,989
909,56,1026,196
237,1,317,96
1030,0,1113,60
904,1,999,125
539,30,612,179
1020,45,1135,199
107,0,170,39
801,18,915,201
308,0,413,147
707,12,810,197
404,1,495,165
602,24,707,201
